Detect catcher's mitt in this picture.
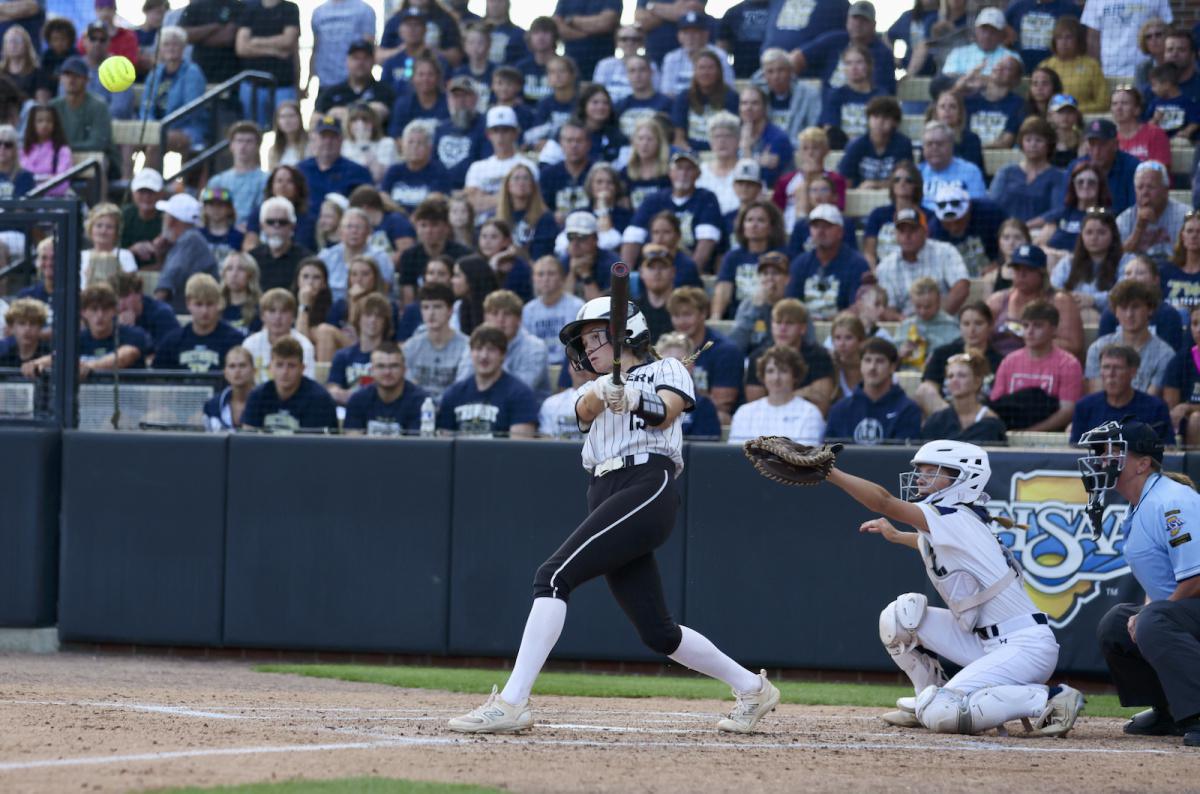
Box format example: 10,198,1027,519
743,437,844,486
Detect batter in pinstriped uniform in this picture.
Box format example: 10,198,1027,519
449,296,781,734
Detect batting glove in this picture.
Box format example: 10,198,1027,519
601,375,640,414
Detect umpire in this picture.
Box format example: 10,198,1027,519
1080,420,1200,746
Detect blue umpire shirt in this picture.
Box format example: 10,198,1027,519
1123,472,1200,601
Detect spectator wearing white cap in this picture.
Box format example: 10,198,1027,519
785,203,870,322
1117,160,1191,267
154,193,219,313
464,105,537,215
561,209,620,301
927,182,1006,277
941,7,1021,77
123,168,165,268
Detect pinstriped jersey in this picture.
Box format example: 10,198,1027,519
576,357,695,477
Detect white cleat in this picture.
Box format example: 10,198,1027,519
881,710,923,728
896,696,917,712
1036,685,1085,738
717,670,781,733
447,685,533,733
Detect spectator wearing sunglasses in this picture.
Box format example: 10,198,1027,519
927,183,1005,278
1053,118,1140,214
250,196,313,292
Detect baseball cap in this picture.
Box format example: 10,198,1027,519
848,1,875,21
1048,93,1078,113
757,251,789,273
1120,419,1165,463
974,7,1005,29
60,55,88,77
486,105,519,129
1085,118,1117,140
732,158,762,184
200,186,232,204
86,20,107,37
642,243,672,264
399,6,427,21
347,40,375,56
155,193,202,226
931,182,971,220
565,210,598,236
678,10,711,29
130,168,164,193
808,203,843,226
448,75,478,93
894,207,927,229
315,114,343,135
1009,243,1047,270
94,0,115,8
670,150,700,168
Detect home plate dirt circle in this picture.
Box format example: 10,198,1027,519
1,653,1196,793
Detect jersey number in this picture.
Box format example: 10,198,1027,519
628,413,646,432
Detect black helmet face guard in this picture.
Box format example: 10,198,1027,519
1077,421,1127,496
563,322,611,373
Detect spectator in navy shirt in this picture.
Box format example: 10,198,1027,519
516,16,559,103
25,284,148,378
838,96,913,189
242,336,339,432
314,40,397,126
299,115,373,211
794,0,895,95
761,0,847,61
1098,254,1185,352
786,204,870,321
437,324,539,437
153,274,245,373
825,337,922,444
621,150,724,273
1005,0,1080,73
744,297,835,415
108,272,180,355
379,0,463,66
435,76,487,188
1163,304,1200,446
961,54,1026,150
540,119,593,223
927,183,1005,277
326,292,395,404
1053,119,1140,215
717,0,772,79
553,0,621,80
343,341,429,435
1070,344,1174,445
481,0,528,66
667,286,741,420
381,121,452,214
669,50,739,151
614,54,672,138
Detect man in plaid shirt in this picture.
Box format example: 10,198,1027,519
875,208,970,317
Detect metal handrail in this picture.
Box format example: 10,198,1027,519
27,156,105,202
170,140,230,183
157,69,276,154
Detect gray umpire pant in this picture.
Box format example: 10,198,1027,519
1098,599,1200,723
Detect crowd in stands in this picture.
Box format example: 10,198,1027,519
2,0,1200,446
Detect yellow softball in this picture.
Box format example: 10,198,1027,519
98,55,136,93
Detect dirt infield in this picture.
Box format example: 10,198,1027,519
1,653,1197,793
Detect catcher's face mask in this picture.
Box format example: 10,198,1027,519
899,464,961,502
1077,428,1126,497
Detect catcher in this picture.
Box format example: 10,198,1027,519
744,437,1085,736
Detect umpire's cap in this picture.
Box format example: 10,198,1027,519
1120,419,1165,463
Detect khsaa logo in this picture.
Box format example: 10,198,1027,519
987,470,1130,629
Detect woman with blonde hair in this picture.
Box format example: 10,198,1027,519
268,100,309,169
342,103,397,183
920,350,1005,442
220,251,262,333
0,26,46,103
828,312,866,404
447,191,476,250
620,119,670,209
81,203,137,284
772,126,846,230
1134,17,1169,91
655,331,721,440
669,49,738,151
495,162,556,260
925,88,982,169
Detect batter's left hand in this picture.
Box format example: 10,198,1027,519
601,374,640,413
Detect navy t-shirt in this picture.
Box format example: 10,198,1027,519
629,188,724,251
540,160,592,217
669,89,740,151
533,94,577,140
745,339,833,388
328,343,373,390
965,92,1024,146
554,0,623,77
381,159,453,213
1161,264,1200,316
799,30,896,95
1005,0,1080,72
1145,92,1200,138
136,295,182,346
1043,206,1085,251
681,392,722,438
825,383,922,444
838,133,914,187
761,0,847,54
615,92,673,139
509,210,559,261
514,56,550,104
620,167,671,211
297,156,372,207
387,91,450,138
80,324,151,367
221,303,260,335
786,245,871,316
717,0,771,78
1069,391,1174,445
242,377,339,431
1164,346,1200,404
152,321,245,372
928,198,1005,275
343,381,428,434
436,371,541,435
434,116,487,187
818,86,882,139
716,246,787,314
691,327,743,394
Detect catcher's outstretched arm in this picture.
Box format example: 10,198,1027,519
828,468,929,533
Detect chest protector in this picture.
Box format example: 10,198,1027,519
918,533,1022,631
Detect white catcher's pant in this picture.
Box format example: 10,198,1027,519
900,607,1060,734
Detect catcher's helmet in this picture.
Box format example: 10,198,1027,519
1077,418,1163,495
899,440,991,506
559,297,650,373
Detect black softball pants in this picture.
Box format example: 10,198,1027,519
1098,600,1200,722
533,454,682,655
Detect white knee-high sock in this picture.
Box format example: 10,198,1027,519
669,625,762,694
966,685,1049,731
500,597,567,705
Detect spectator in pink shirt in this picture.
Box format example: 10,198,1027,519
20,104,71,197
989,299,1083,433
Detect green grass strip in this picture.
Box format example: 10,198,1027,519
256,664,1139,718
152,779,503,793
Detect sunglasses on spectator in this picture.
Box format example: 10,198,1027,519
0,140,15,148
88,34,108,42
1146,30,1165,38
892,175,915,184
1073,176,1098,186
263,218,291,227
1085,206,1111,217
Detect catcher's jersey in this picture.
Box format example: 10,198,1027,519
576,357,695,476
915,502,1038,627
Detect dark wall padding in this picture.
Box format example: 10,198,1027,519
447,439,687,661
685,444,925,670
222,435,453,653
0,428,60,626
58,431,228,645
